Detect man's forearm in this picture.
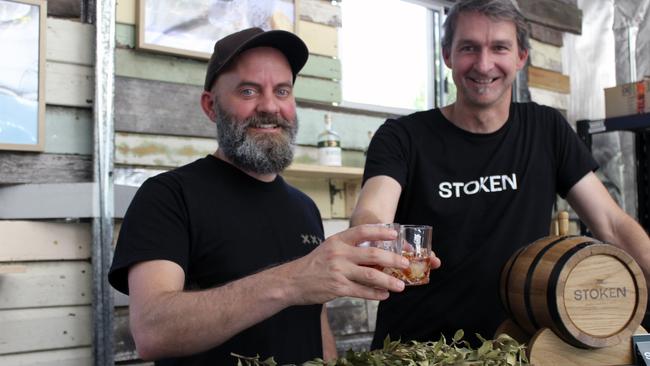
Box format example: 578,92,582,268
608,214,650,283
131,264,294,360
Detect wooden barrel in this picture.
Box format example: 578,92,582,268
500,235,647,348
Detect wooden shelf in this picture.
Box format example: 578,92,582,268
283,163,364,180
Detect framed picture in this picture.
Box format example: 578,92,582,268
0,0,46,151
137,0,299,60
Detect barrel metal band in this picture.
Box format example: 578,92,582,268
523,236,577,331
547,240,598,347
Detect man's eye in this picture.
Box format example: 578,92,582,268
277,88,291,97
240,89,255,96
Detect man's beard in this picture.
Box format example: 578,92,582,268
214,103,297,175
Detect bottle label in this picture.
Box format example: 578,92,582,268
318,140,341,148
318,147,342,166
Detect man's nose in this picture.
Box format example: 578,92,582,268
474,49,493,73
256,92,280,115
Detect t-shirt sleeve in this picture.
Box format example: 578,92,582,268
552,108,599,197
108,175,190,295
363,118,410,188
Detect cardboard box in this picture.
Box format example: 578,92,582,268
604,77,650,118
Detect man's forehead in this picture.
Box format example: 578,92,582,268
212,47,293,89
453,12,517,40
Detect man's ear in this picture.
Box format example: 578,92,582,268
442,47,452,68
200,91,217,122
516,48,529,70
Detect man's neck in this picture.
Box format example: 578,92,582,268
213,150,277,182
441,95,512,134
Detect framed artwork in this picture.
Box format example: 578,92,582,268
137,0,299,60
0,0,46,151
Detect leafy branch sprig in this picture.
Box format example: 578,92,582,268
233,330,529,366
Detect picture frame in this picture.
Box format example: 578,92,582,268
137,0,300,60
0,0,46,151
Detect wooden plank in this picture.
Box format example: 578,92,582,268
297,20,338,57
295,76,341,104
0,265,27,274
0,152,92,184
116,22,136,49
0,262,91,309
115,77,214,138
301,54,341,80
529,39,563,73
529,87,570,111
0,183,95,219
47,0,81,18
115,132,217,168
0,347,92,366
529,22,564,47
518,0,582,35
47,18,94,66
115,23,341,80
0,184,137,219
528,66,570,94
45,106,93,155
115,48,207,86
116,0,136,25
46,62,94,108
285,164,362,180
0,221,91,261
300,0,342,27
0,306,91,355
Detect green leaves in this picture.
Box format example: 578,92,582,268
232,331,529,366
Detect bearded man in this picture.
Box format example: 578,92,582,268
109,28,414,365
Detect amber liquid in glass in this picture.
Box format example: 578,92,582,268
381,250,431,286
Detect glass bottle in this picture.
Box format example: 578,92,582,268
317,113,342,166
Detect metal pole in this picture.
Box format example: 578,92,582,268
92,0,116,364
627,25,638,83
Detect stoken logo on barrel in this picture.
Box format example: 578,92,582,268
573,287,628,301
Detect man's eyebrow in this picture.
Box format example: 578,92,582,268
236,81,262,89
455,39,514,47
236,81,293,89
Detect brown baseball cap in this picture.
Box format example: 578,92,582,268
203,27,309,91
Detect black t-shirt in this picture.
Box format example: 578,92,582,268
109,155,325,365
364,102,598,347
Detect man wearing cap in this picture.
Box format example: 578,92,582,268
108,28,413,365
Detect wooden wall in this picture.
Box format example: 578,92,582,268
519,0,581,121
0,0,585,364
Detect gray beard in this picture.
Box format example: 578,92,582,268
214,103,297,175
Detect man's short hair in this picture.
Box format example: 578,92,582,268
442,0,530,53
204,27,309,91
